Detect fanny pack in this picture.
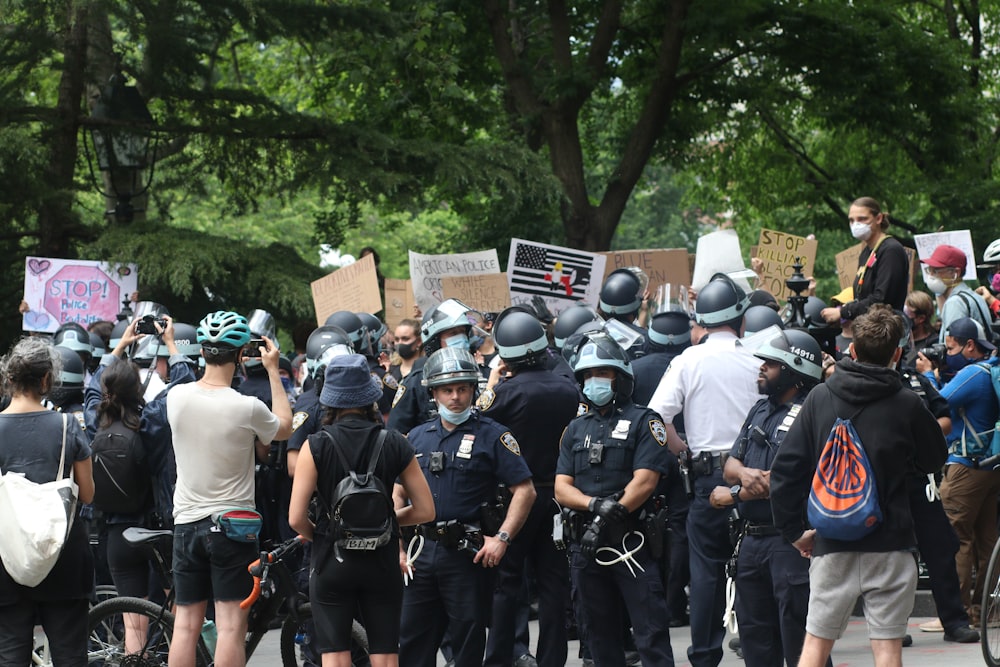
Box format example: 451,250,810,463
212,508,263,543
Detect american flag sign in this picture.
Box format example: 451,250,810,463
507,239,607,311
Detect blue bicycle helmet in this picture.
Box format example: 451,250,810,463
197,311,252,348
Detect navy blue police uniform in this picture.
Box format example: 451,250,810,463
479,367,580,667
557,401,675,667
728,391,813,667
386,357,435,434
287,388,321,457
367,356,398,415
398,412,532,667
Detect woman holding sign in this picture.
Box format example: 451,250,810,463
821,196,909,324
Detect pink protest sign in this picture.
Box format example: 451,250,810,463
23,257,138,333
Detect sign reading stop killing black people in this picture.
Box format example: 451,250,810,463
754,229,818,301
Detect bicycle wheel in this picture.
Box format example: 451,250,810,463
981,537,1000,666
87,596,210,667
278,603,371,667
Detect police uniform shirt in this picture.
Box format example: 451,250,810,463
630,349,682,407
287,389,321,453
477,367,580,483
386,358,434,434
367,357,399,415
728,392,805,524
556,401,671,499
237,372,273,408
408,412,532,522
647,331,759,455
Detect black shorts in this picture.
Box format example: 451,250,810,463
107,523,168,598
172,519,257,606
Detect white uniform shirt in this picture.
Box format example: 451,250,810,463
647,330,760,454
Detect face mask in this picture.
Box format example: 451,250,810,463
443,333,470,351
469,335,485,352
438,402,472,425
991,273,1000,293
850,222,872,241
923,273,948,296
945,350,972,373
396,342,418,360
583,377,615,406
280,377,295,394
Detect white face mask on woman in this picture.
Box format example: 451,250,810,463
850,221,873,241
923,273,949,296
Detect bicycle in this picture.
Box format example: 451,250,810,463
85,527,370,666
977,453,1000,666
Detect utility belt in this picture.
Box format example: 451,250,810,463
681,450,730,479
743,522,780,537
557,494,669,559
418,520,483,553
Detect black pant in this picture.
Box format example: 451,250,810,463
0,597,89,667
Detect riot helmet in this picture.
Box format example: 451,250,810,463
599,269,644,319
420,299,483,355
561,319,607,363
109,319,130,349
422,347,480,389
356,312,388,356
48,344,85,408
754,328,823,393
132,334,169,367
324,311,369,354
743,306,785,337
647,311,692,349
305,325,354,378
133,301,170,320
553,304,602,350
172,323,202,360
247,309,277,341
492,308,548,369
694,273,749,328
569,331,634,403
53,322,92,356
802,296,828,326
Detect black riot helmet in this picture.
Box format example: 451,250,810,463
53,322,92,357
109,319,130,349
694,273,749,330
48,344,85,408
743,305,785,337
553,304,602,350
647,311,692,350
171,322,202,361
802,296,827,327
305,325,354,379
420,299,482,355
561,319,607,363
569,331,635,402
492,308,548,370
356,312,388,356
324,311,370,354
598,269,644,320
754,328,823,392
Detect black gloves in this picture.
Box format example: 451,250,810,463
580,516,605,559
588,497,628,525
531,295,555,324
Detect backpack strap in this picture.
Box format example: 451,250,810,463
322,426,388,481
955,290,995,341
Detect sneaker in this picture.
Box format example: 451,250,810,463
513,654,538,667
728,637,741,651
902,634,913,647
944,626,980,643
919,618,944,632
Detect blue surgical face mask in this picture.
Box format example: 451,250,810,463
281,377,295,394
438,402,472,425
583,377,615,406
443,333,470,351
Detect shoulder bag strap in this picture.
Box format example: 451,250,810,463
57,412,68,481
366,429,388,477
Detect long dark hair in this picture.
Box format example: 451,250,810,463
320,404,380,426
97,357,144,431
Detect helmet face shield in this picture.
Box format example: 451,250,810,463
247,309,277,341
569,331,632,379
422,347,480,388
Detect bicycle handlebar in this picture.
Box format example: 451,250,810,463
240,535,306,610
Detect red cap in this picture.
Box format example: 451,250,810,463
921,244,967,271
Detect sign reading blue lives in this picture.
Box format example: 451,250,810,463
507,239,608,314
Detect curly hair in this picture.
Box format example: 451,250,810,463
0,336,60,398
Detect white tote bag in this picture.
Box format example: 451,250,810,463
0,414,79,587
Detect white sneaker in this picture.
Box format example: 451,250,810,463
919,618,944,632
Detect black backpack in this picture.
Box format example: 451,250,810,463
91,420,152,515
323,428,394,553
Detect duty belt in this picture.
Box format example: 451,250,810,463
418,520,482,552
689,451,730,478
744,522,780,537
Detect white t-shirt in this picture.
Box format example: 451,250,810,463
167,382,280,524
647,331,760,454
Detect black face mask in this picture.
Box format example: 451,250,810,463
396,342,418,360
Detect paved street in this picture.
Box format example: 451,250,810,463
247,616,988,666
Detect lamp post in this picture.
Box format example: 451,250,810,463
84,72,155,224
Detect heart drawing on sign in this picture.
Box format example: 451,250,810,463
24,311,50,329
27,258,51,276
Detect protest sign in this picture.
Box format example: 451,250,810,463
441,273,511,314
754,229,818,300
913,230,977,280
600,249,690,300
836,243,918,292
383,279,416,331
408,249,500,314
691,229,753,292
22,257,138,333
310,254,381,325
507,238,607,315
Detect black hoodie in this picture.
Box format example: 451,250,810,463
770,358,947,555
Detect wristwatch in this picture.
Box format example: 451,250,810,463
729,484,742,504
496,530,511,545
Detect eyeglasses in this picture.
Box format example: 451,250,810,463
922,266,956,278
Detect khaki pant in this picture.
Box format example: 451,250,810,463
940,463,1000,615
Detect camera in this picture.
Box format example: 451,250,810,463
243,338,266,357
135,314,166,335
919,343,947,364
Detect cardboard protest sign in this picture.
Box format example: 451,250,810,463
913,230,977,280
836,242,917,292
600,249,690,300
310,253,381,325
691,229,753,292
441,273,511,314
383,278,416,331
754,229,818,300
507,238,607,315
22,257,138,333
408,249,500,315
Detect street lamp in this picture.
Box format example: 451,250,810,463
84,72,156,223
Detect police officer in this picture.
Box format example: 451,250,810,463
386,298,482,434
742,305,785,337
630,309,693,628
648,273,760,667
598,268,649,360
708,328,825,667
480,309,580,667
398,347,536,667
555,331,675,667
50,344,90,435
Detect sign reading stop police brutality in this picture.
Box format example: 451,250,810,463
754,229,818,300
22,257,138,333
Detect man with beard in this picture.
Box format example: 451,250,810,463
708,328,828,667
